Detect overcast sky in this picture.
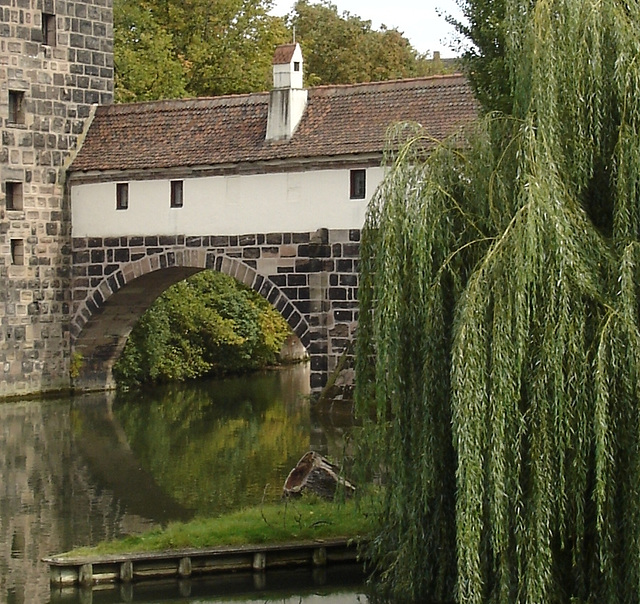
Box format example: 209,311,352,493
269,0,466,58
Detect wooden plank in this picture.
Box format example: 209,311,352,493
44,538,364,586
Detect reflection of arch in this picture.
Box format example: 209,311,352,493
71,248,310,392
74,393,192,522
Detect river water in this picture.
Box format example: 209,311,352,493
0,365,369,604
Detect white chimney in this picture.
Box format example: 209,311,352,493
266,43,308,141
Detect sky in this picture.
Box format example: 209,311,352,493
269,0,466,58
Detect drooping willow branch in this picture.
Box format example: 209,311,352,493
355,1,640,602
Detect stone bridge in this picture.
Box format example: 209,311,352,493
70,228,360,393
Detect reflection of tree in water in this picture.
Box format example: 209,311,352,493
114,369,312,515
310,405,357,474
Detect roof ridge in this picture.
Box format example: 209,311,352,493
100,73,467,115
309,72,466,92
99,91,269,115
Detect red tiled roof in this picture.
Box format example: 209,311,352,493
273,43,297,64
70,74,478,174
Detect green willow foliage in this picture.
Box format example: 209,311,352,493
355,1,640,602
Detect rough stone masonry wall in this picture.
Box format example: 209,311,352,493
70,228,360,391
0,0,113,397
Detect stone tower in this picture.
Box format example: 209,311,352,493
0,0,113,397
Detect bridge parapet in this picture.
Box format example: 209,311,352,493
71,228,360,392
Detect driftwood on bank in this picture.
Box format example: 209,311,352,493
282,451,356,500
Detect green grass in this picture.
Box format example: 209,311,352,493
61,496,377,559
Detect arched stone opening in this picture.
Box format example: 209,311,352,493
71,251,310,392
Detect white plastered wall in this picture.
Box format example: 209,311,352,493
71,167,384,237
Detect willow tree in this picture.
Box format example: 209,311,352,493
355,1,640,602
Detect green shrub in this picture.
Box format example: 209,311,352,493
114,271,291,387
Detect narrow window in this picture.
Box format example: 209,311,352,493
170,180,183,208
8,91,25,125
11,239,24,266
5,182,23,211
116,183,129,210
42,13,56,46
350,169,366,200
294,61,301,72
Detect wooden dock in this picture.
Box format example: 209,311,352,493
44,538,361,587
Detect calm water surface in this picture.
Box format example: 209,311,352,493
0,365,367,604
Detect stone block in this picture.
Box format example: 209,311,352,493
340,274,357,286
72,250,89,263
328,229,350,244
292,232,310,244
280,244,296,257
261,246,279,258
342,243,360,257
239,234,256,246
310,355,328,371
295,258,322,273
79,21,93,37
210,235,228,247
69,32,83,48
334,310,353,322
266,232,282,245
329,288,347,300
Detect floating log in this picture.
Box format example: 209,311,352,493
283,451,356,500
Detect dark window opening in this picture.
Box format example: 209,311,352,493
294,61,301,72
42,13,56,46
11,240,24,266
116,183,129,210
5,182,23,211
171,180,183,208
350,169,366,200
8,91,25,124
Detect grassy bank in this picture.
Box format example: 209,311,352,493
62,497,377,558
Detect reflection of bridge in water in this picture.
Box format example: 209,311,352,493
0,366,355,603
73,396,192,523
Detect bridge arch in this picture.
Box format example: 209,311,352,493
71,247,311,392
71,228,360,393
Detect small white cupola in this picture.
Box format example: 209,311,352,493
266,43,308,141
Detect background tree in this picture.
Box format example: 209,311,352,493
113,0,289,101
112,0,454,101
289,0,446,85
151,0,289,96
114,0,188,102
114,271,291,387
451,0,511,113
356,0,640,602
